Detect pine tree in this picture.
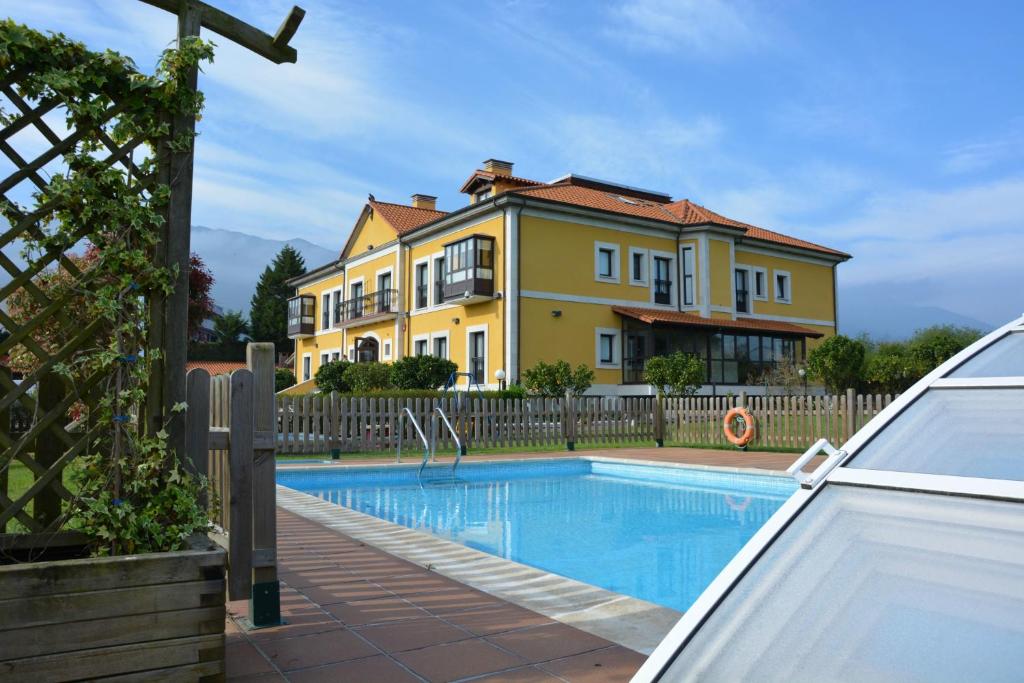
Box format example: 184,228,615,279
249,245,306,353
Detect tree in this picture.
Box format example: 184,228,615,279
807,335,865,393
315,359,351,393
390,355,457,390
343,362,393,392
908,325,982,372
250,245,306,353
521,360,594,397
275,368,296,393
643,352,705,397
863,342,918,394
213,310,248,349
188,253,215,339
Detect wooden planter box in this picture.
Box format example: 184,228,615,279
0,536,226,681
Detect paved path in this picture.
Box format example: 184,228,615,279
228,447,810,681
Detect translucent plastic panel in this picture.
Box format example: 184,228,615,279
948,332,1024,378
849,388,1024,480
661,486,1024,683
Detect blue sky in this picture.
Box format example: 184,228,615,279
6,0,1023,326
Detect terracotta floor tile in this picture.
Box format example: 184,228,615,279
279,566,358,588
343,559,429,579
286,655,422,683
228,674,286,682
299,579,394,606
257,628,379,672
539,646,646,682
441,605,553,636
486,624,611,663
355,616,473,653
225,640,275,678
372,572,459,596
394,638,526,683
245,605,343,643
325,596,430,626
406,588,506,616
468,665,563,682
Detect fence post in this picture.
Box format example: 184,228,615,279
185,369,211,509
34,371,63,527
565,397,576,451
248,342,281,627
654,395,665,447
228,369,253,602
845,388,856,442
0,367,8,529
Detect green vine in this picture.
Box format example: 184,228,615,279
0,21,217,555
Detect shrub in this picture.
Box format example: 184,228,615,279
908,325,982,371
390,355,458,390
643,352,704,397
863,342,918,394
521,360,594,397
343,361,393,392
314,359,351,393
500,383,527,399
275,368,296,392
807,335,865,394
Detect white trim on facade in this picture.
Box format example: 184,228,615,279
734,244,837,267
699,235,712,317
737,312,835,327
411,333,429,356
593,241,621,284
429,330,450,359
505,206,520,382
773,268,792,304
405,209,504,246
519,290,677,310
628,246,649,286
343,243,398,270
595,327,621,369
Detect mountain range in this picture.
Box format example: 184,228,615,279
191,226,995,339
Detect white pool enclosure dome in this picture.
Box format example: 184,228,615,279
635,314,1024,683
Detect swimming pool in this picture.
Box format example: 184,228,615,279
277,459,796,612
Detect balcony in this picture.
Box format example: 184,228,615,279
336,289,399,329
287,294,316,338
654,279,672,305
442,234,495,305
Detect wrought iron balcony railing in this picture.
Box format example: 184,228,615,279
336,289,399,323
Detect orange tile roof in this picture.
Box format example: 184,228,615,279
459,169,544,193
369,199,447,236
612,306,825,338
186,360,248,376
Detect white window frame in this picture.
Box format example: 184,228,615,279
383,339,392,360
466,324,488,385
320,292,331,330
347,346,355,361
774,269,792,304
412,257,430,310
628,246,649,286
375,266,394,292
680,245,696,307
412,334,429,356
330,287,343,327
430,330,450,359
319,351,329,367
594,241,620,283
752,266,768,301
432,251,446,307
734,264,755,313
649,250,675,307
301,353,312,382
595,327,621,369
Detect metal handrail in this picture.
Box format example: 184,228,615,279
433,406,463,472
397,407,429,469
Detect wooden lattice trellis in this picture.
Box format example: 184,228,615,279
0,57,166,543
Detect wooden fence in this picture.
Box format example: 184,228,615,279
185,343,279,624
276,391,898,456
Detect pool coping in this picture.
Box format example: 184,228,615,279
275,456,792,654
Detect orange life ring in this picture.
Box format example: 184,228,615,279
723,407,755,447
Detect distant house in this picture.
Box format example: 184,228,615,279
191,304,224,344
287,159,851,394
185,360,247,376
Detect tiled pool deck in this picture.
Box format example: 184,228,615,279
226,447,812,681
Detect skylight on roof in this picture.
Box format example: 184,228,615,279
612,194,638,205
635,314,1024,683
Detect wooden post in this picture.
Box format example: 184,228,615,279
34,372,63,527
654,394,665,447
565,397,576,451
163,2,202,466
845,387,856,443
0,366,9,531
247,342,280,626
227,369,253,601
185,369,211,509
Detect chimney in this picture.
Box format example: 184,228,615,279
410,194,437,210
482,159,514,176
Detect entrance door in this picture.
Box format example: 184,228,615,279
355,337,379,363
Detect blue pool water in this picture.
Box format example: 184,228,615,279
278,459,796,612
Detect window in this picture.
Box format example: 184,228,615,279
735,268,750,313
629,247,648,285
331,289,342,325
415,262,428,309
377,271,392,311
320,352,329,367
708,332,800,384
595,327,621,369
752,268,767,300
301,354,311,381
681,246,695,306
594,242,620,282
383,340,392,359
321,293,330,329
331,351,341,362
468,330,486,384
653,256,672,305
414,338,428,356
350,280,364,317
474,188,492,203
442,235,495,300
433,335,448,359
433,256,445,305
774,270,791,303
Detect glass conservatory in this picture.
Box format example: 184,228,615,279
634,315,1024,683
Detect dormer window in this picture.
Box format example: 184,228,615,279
474,188,493,203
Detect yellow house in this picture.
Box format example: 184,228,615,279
286,159,851,395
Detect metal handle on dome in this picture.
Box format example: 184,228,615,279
787,438,846,489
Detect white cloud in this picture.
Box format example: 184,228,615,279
609,0,765,55
942,129,1024,174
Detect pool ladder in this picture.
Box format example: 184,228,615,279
397,406,463,477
